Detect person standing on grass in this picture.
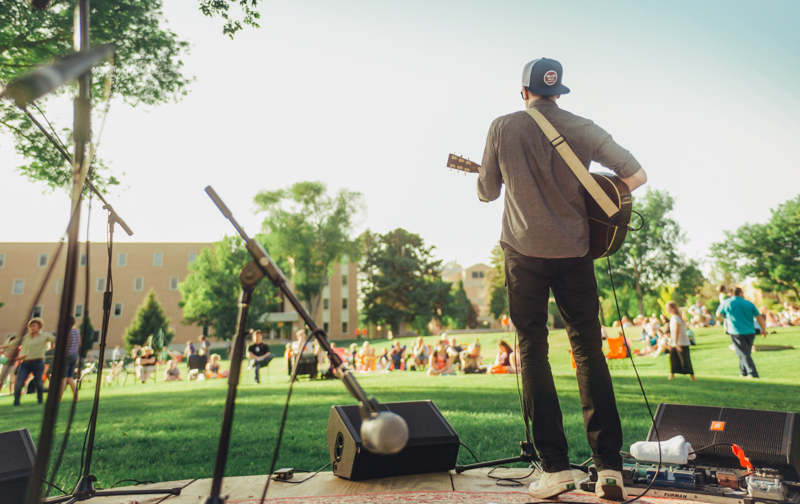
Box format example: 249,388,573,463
716,287,768,378
14,318,56,406
477,57,647,500
59,316,81,402
665,302,695,381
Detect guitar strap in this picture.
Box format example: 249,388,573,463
524,108,620,218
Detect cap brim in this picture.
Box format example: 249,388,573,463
525,84,570,96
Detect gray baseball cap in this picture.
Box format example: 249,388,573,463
522,58,570,96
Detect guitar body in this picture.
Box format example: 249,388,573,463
446,154,632,259
586,173,631,259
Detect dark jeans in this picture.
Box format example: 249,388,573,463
504,245,623,473
253,354,274,383
729,333,758,377
15,359,45,405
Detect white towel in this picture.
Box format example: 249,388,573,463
630,435,696,465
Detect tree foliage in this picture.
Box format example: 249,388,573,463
604,189,686,316
254,181,363,320
446,280,478,330
179,235,280,340
710,194,800,300
2,0,260,190
123,289,174,349
360,228,453,335
485,243,507,320
1,0,195,190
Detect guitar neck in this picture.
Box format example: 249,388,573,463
447,154,480,173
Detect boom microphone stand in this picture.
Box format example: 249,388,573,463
204,186,409,504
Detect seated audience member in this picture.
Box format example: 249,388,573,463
187,348,209,380
206,353,229,378
389,341,406,370
137,347,157,383
460,341,486,374
428,340,457,376
183,340,196,359
358,341,376,371
248,330,273,384
621,316,633,328
164,359,182,381
649,329,671,358
347,343,358,370
508,344,522,374
489,340,514,374
375,348,390,371
410,336,429,370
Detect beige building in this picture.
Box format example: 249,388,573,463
441,261,494,324
0,242,358,348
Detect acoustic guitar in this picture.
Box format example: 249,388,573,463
446,154,632,259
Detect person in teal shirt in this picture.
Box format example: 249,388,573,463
716,287,767,378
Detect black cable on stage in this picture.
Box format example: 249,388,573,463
107,479,155,488
488,465,537,487
270,462,331,484
258,330,317,503
43,479,68,495
459,441,480,464
602,215,662,504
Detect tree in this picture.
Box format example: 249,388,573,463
447,280,478,329
605,189,686,316
179,236,280,340
360,228,453,335
711,194,800,300
254,181,363,320
1,0,260,190
485,243,507,320
673,261,706,306
123,289,174,349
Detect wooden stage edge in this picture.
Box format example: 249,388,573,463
78,468,705,503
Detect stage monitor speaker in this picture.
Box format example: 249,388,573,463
327,400,459,481
0,428,37,504
647,403,800,480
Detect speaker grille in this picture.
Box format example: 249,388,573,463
0,429,36,483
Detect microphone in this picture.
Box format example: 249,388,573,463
0,44,114,106
360,411,409,455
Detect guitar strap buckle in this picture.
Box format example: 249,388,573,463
550,136,566,148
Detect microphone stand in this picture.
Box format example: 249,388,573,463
203,186,392,504
17,2,177,503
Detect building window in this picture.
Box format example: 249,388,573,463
342,298,348,310
341,274,348,286
133,277,144,291
188,252,197,264
480,272,484,278
113,303,123,317
96,277,107,292
74,304,84,318
55,278,63,294
0,253,5,268
323,298,329,310
169,276,179,290
342,322,348,334
80,253,87,267
117,252,127,267
93,330,100,343
323,322,329,333
33,306,43,318
153,252,163,266
38,253,49,267
472,271,478,278
12,280,25,295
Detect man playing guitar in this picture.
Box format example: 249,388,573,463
477,57,647,500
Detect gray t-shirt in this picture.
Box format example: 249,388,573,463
478,98,642,258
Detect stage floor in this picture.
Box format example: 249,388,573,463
79,468,700,504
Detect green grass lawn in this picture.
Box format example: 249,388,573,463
2,326,798,494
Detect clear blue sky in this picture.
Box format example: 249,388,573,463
2,0,798,272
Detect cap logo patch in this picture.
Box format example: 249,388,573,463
544,70,558,85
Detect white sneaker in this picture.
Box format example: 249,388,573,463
529,469,576,499
595,469,627,501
